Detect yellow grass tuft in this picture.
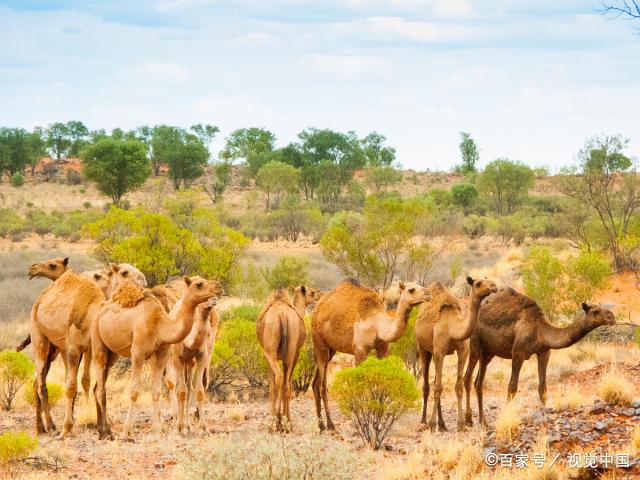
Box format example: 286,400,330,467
495,402,521,443
225,407,245,423
552,385,584,411
597,369,635,406
630,427,640,456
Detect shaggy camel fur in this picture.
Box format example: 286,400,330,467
91,276,222,439
312,278,431,430
165,297,220,434
28,262,145,436
464,289,616,427
257,286,321,431
415,277,497,432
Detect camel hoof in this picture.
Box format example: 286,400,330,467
427,422,436,432
318,421,326,432
438,424,447,432
457,423,466,432
465,417,473,427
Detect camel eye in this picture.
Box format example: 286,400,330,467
196,282,203,288
408,288,415,294
49,264,56,269
122,271,128,277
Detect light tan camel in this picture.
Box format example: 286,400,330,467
464,289,616,427
165,296,220,434
311,278,431,430
415,277,497,432
257,286,321,431
28,261,145,435
91,276,222,439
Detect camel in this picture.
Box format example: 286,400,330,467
28,261,145,436
463,288,616,427
415,277,497,432
256,285,321,431
165,296,220,434
91,276,222,439
311,278,431,431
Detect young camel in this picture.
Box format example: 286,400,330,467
312,278,431,431
165,296,220,434
28,261,145,436
92,276,222,439
464,288,616,427
415,277,497,432
256,285,321,431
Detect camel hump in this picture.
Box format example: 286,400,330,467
112,281,146,308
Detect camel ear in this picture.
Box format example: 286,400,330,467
93,273,101,280
398,281,405,291
110,263,120,273
62,257,69,267
582,302,591,313
300,285,306,295
183,276,192,286
466,276,474,285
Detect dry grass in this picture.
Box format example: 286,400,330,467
495,402,522,443
224,406,246,423
552,385,584,412
597,369,635,406
629,427,640,456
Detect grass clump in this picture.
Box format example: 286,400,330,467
220,303,261,323
23,382,63,407
552,385,583,411
176,431,361,480
495,401,522,443
0,350,35,411
598,369,635,406
332,356,419,450
0,432,38,464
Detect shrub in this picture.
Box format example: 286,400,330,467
451,183,478,208
66,169,82,185
0,209,26,236
261,255,309,290
218,319,268,388
176,431,360,480
0,350,35,411
462,215,486,239
388,310,420,378
83,201,92,209
208,340,241,396
0,432,38,464
10,172,24,187
23,382,63,407
598,369,635,406
220,303,261,323
331,356,419,450
495,402,521,443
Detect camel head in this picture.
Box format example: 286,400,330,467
293,285,322,307
82,268,113,296
182,276,224,306
466,276,498,299
581,303,615,328
28,257,69,280
397,281,431,306
109,263,147,293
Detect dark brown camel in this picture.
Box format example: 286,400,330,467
463,288,616,427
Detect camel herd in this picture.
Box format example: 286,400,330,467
17,256,617,440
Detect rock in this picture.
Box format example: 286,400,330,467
622,408,636,417
589,402,606,414
636,408,640,416
154,461,165,469
633,400,640,408
595,421,607,431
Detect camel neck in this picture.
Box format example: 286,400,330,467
293,296,306,318
541,314,593,349
378,298,413,343
450,294,483,341
183,305,212,351
158,296,199,345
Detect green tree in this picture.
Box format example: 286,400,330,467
558,134,639,270
220,128,276,177
0,128,34,178
66,121,89,157
455,131,479,174
361,132,396,167
150,125,181,176
256,160,299,210
27,127,46,174
364,166,403,192
204,160,232,203
167,133,210,190
451,183,478,208
190,123,219,146
477,159,534,215
82,137,151,206
261,255,309,289
0,351,35,411
45,122,72,162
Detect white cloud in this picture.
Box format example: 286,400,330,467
193,93,279,126
434,0,473,16
229,31,283,47
133,62,191,83
364,16,471,42
302,54,389,80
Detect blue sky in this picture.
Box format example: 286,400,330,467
0,0,638,171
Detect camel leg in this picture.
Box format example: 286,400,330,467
536,350,550,406
463,347,480,427
475,354,493,428
93,349,115,439
151,350,169,436
455,344,469,431
32,337,56,434
174,359,188,434
321,350,336,430
428,352,446,432
311,368,323,430
419,348,432,424
507,354,525,402
184,364,194,432
81,346,91,402
283,349,300,430
193,355,208,432
164,361,178,418
61,346,82,436
263,352,283,430
122,355,143,439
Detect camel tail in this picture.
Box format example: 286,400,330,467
81,351,91,400
16,334,31,352
279,314,289,374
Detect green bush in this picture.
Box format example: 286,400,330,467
208,340,241,396
261,255,309,290
23,382,63,408
0,350,35,411
0,432,38,464
451,183,478,208
0,209,26,236
176,431,360,480
10,172,24,187
331,356,420,450
220,303,262,323
218,319,268,388
388,310,420,378
462,215,487,239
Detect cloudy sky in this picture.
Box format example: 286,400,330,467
0,0,638,171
